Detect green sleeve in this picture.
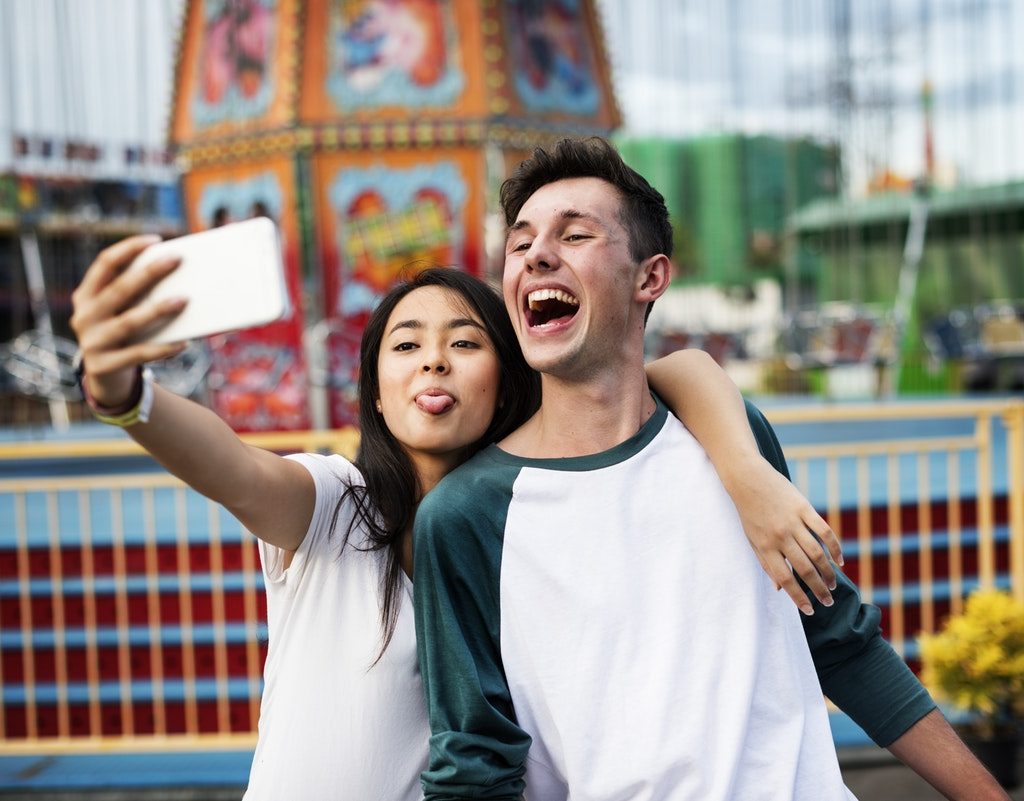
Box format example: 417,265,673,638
744,401,937,747
413,462,529,801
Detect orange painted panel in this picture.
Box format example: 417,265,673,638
309,147,486,425
180,157,310,431
171,0,300,144
299,0,487,124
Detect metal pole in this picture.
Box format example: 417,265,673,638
1004,402,1024,603
19,230,70,429
886,193,929,397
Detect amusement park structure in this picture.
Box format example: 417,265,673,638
168,0,620,431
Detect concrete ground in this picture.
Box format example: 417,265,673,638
1,748,1019,800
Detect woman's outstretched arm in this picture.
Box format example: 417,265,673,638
71,235,313,551
646,348,842,614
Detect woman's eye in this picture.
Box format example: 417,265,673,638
394,342,418,352
452,340,480,349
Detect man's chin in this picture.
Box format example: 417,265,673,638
521,340,587,378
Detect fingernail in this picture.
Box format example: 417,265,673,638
821,596,834,607
828,580,837,591
838,555,845,566
801,604,814,616
168,297,188,309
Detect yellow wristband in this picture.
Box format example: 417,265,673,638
91,368,155,427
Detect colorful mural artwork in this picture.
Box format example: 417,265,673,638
314,150,481,426
193,0,277,127
505,0,599,115
326,0,464,110
170,0,618,432
183,160,310,432
330,160,467,313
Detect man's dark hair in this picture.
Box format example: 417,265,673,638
499,137,674,263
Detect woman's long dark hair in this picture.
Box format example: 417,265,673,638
335,267,540,662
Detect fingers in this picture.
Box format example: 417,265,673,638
786,535,840,610
784,548,830,613
769,554,815,617
804,507,844,566
89,254,182,325
74,235,162,300
795,527,838,591
71,236,175,339
77,296,187,366
87,340,187,377
76,294,187,411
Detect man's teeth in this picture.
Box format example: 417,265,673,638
527,288,580,311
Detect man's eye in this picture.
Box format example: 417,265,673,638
511,240,531,252
565,234,589,242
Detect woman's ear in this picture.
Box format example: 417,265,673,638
375,399,383,414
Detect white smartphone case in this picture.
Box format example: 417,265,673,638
127,217,291,344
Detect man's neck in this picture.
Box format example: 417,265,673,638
500,366,657,459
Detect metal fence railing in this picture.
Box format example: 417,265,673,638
768,398,1024,661
0,428,358,754
0,401,1021,753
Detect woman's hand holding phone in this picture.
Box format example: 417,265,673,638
70,235,188,408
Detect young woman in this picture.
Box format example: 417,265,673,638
71,235,840,800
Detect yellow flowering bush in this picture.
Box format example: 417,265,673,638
920,589,1024,738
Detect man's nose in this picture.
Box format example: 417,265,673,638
525,236,559,272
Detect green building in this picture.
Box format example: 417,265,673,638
789,183,1024,392
789,182,1024,319
615,133,840,286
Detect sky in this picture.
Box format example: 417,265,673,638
2,0,1022,194
595,0,1024,192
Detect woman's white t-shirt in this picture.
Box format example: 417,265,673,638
242,453,429,801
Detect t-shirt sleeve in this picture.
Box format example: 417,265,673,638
257,452,359,588
744,400,937,747
413,472,531,801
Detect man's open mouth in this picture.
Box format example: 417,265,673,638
525,288,580,328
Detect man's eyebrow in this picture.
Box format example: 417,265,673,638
559,209,603,225
508,208,604,235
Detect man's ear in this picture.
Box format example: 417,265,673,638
636,254,673,304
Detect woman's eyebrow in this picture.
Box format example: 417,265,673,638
447,318,484,331
387,319,423,336
387,317,483,336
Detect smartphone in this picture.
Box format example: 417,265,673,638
127,217,291,344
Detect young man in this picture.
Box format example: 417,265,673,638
413,138,1007,800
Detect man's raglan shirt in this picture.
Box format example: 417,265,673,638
413,398,934,801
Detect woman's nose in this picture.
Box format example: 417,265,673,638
422,359,448,374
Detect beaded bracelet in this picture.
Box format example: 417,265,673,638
79,364,156,427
